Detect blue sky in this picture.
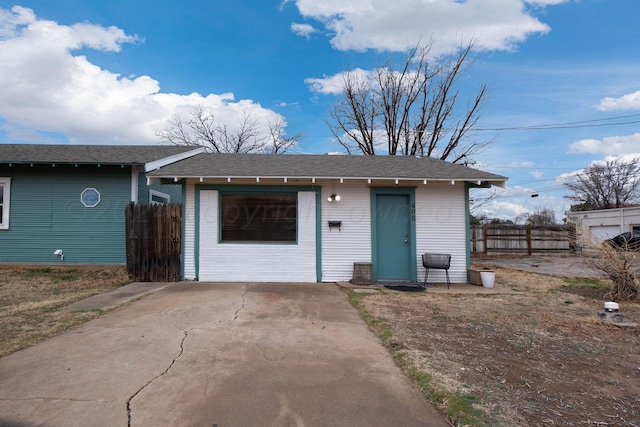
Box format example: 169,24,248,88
1,0,639,221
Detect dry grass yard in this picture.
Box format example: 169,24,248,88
0,265,130,358
349,263,640,427
1,260,638,426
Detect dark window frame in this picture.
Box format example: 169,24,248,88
220,192,298,243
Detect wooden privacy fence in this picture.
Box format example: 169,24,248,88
125,202,182,282
471,224,573,255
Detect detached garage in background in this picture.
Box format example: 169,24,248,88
566,207,640,248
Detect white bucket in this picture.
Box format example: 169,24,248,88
480,271,495,288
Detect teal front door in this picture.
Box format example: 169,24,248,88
374,194,413,280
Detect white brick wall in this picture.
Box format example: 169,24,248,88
198,190,317,282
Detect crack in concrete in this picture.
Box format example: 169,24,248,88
233,285,248,320
126,327,189,427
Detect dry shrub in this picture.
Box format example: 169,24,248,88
586,235,639,301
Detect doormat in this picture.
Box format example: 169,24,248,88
377,281,426,292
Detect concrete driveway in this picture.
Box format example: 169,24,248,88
0,282,448,427
473,254,604,277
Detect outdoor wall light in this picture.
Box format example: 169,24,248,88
53,249,64,261
327,193,341,202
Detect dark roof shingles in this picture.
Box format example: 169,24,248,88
0,144,196,165
147,153,507,181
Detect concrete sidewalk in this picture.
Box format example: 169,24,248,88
0,282,448,427
67,281,172,311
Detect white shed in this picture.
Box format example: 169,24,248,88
147,153,507,283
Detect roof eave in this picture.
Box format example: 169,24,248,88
144,147,206,172
2,161,146,167
147,174,507,187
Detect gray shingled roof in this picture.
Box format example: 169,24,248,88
147,153,507,184
0,144,198,165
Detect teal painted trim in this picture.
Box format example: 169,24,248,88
198,184,315,193
137,170,182,204
193,184,321,280
370,187,417,281
465,183,471,282
194,187,201,280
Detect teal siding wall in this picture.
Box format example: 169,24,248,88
0,164,132,264
136,171,183,204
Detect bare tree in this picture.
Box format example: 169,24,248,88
157,105,301,154
265,116,300,154
516,207,557,226
564,158,640,211
327,41,490,162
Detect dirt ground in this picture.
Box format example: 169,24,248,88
357,258,640,427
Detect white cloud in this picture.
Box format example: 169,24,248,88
598,90,640,111
305,68,375,94
485,200,531,218
567,133,640,156
291,22,317,39
473,185,568,222
293,0,566,54
306,67,430,96
1,122,58,143
526,0,567,5
509,161,536,168
473,186,533,220
0,6,284,145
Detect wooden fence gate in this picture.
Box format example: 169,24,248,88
470,224,572,255
125,202,181,282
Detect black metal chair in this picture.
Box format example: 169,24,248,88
422,253,451,288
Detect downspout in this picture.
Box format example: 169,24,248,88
130,166,140,202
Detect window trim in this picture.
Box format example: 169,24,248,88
149,189,171,204
219,191,298,244
80,187,101,208
0,177,10,230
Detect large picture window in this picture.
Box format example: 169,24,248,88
221,193,297,243
0,177,10,230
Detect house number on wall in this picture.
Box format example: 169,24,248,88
411,203,416,221
81,188,101,208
